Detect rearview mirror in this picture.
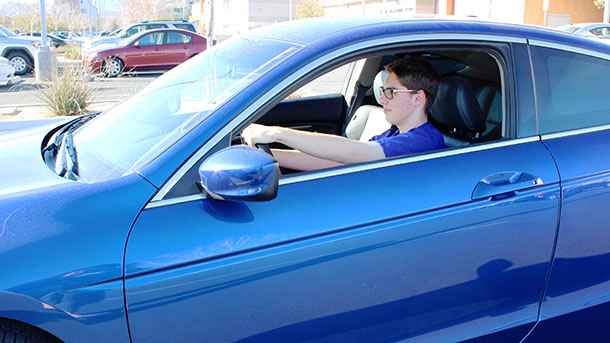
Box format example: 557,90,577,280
198,146,279,202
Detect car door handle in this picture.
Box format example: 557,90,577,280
472,171,543,200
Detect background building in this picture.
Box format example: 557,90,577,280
321,0,604,27
189,0,607,44
192,0,293,42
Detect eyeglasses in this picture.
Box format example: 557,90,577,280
379,86,419,100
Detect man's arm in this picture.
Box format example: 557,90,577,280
271,149,345,171
243,124,386,164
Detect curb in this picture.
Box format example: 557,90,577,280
0,99,122,109
0,118,71,131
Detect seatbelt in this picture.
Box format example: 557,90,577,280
342,81,368,135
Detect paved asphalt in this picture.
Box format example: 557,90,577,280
0,72,158,108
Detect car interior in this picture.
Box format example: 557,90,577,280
164,46,506,199
252,47,505,174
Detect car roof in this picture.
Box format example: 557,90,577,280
249,17,610,53
128,28,203,40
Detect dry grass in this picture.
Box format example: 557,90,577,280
56,45,82,60
35,64,95,116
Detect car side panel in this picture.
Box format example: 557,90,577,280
161,41,190,66
123,45,165,70
525,130,610,341
125,141,559,342
0,171,156,343
161,34,204,66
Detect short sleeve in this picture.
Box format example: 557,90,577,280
373,123,445,157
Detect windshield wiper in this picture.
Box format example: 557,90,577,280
42,112,100,179
56,129,78,179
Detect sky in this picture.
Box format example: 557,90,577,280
0,0,119,12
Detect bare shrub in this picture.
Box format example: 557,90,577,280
36,64,94,116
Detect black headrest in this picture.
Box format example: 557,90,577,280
430,76,485,132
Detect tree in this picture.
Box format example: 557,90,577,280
594,0,605,9
12,5,41,34
120,0,174,23
296,0,324,20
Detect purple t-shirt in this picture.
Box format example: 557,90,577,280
370,122,445,157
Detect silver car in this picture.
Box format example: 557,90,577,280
0,25,41,75
556,22,610,40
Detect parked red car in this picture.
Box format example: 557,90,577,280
83,28,207,77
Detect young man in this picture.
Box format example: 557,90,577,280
242,57,445,171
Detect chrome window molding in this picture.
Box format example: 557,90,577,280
280,137,539,186
150,33,528,203
541,123,610,140
528,39,610,61
146,194,205,209
145,136,540,209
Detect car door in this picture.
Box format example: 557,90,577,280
162,31,193,67
123,41,560,342
521,42,610,341
125,32,166,70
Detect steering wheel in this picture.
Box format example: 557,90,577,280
255,143,274,157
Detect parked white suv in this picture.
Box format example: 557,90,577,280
0,25,40,75
83,20,199,53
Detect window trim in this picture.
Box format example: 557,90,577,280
528,39,610,62
541,123,610,141
529,39,610,135
148,33,527,206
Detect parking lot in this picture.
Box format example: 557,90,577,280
0,73,157,107
0,57,159,122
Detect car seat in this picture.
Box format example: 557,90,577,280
430,76,486,147
345,70,391,141
476,84,502,141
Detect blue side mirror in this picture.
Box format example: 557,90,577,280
198,145,279,202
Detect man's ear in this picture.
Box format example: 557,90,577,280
413,90,426,106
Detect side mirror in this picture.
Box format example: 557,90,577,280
133,41,141,48
198,146,279,202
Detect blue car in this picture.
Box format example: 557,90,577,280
2,18,610,342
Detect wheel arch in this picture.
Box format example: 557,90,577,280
0,291,89,343
1,47,34,64
101,54,125,66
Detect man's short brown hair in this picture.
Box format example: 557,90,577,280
385,57,440,113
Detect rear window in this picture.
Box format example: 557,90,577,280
167,32,192,44
175,24,196,32
532,46,610,134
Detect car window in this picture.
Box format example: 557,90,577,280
590,27,610,38
126,26,142,37
138,32,164,46
174,24,196,32
167,32,192,44
531,46,610,134
159,44,512,199
287,63,352,99
243,48,505,175
146,24,166,30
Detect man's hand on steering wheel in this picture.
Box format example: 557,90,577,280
242,123,279,156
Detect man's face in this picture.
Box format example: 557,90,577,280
379,72,421,127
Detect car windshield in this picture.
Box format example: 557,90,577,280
558,25,581,34
0,25,15,37
72,36,300,181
